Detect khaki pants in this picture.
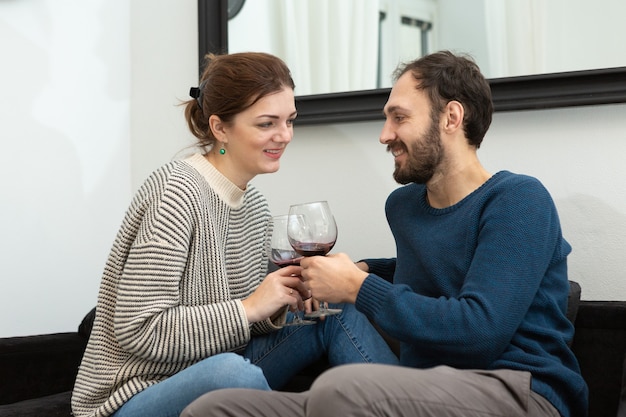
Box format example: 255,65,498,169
181,363,560,417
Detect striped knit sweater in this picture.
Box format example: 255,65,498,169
71,153,279,417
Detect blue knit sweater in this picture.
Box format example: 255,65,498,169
357,171,588,417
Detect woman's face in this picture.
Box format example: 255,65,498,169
218,87,297,188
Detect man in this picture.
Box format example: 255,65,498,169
181,51,588,417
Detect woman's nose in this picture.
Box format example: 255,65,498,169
276,124,293,143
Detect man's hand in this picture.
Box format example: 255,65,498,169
300,253,368,304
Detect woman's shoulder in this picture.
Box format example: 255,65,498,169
241,184,270,218
243,183,265,201
129,159,210,214
138,158,192,181
137,159,202,192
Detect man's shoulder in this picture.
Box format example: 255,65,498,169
487,171,554,207
491,170,546,190
389,183,424,196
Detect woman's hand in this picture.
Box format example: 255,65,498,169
241,265,310,323
303,297,317,315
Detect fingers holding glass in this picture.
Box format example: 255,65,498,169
287,201,342,318
268,215,315,326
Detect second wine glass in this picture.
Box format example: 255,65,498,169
287,201,342,318
268,215,315,326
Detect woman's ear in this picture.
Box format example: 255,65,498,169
443,100,464,132
209,114,228,142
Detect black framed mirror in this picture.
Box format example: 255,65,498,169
198,0,626,125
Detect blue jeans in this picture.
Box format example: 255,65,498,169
111,353,270,417
112,303,397,417
244,303,399,389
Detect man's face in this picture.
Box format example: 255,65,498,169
381,73,444,185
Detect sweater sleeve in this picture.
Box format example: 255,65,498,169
356,176,571,368
360,258,396,283
112,169,251,363
115,241,251,363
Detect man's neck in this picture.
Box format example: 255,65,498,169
426,156,491,208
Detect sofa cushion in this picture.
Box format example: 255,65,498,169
618,354,626,417
567,280,581,324
572,301,626,417
78,307,96,338
0,332,87,405
0,391,71,417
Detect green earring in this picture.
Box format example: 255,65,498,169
219,147,226,155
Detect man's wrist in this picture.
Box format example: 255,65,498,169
355,261,369,273
349,269,369,303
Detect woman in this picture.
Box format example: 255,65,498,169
71,52,397,417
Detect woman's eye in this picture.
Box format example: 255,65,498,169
258,122,273,128
287,118,295,126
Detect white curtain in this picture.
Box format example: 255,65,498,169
270,0,380,95
484,0,546,78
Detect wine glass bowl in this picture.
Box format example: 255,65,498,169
287,201,337,256
287,201,341,317
269,215,304,268
268,215,315,326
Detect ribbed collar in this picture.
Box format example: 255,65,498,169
184,153,245,208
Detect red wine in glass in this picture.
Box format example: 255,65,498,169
290,242,336,257
287,201,341,318
270,248,303,267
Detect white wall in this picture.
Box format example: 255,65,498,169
0,0,197,338
129,1,198,186
253,104,626,303
0,0,133,338
1,1,625,338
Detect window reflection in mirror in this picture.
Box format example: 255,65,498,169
229,0,626,96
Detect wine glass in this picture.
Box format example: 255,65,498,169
268,215,316,326
287,201,342,318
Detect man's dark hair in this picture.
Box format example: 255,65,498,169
393,50,493,148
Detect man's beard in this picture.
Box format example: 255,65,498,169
392,115,444,185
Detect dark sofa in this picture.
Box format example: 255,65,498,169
2,300,625,417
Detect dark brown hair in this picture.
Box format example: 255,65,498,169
184,52,295,149
393,50,493,148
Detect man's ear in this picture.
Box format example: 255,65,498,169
209,114,228,142
443,100,464,132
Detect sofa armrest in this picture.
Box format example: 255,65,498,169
0,332,87,405
572,301,626,417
